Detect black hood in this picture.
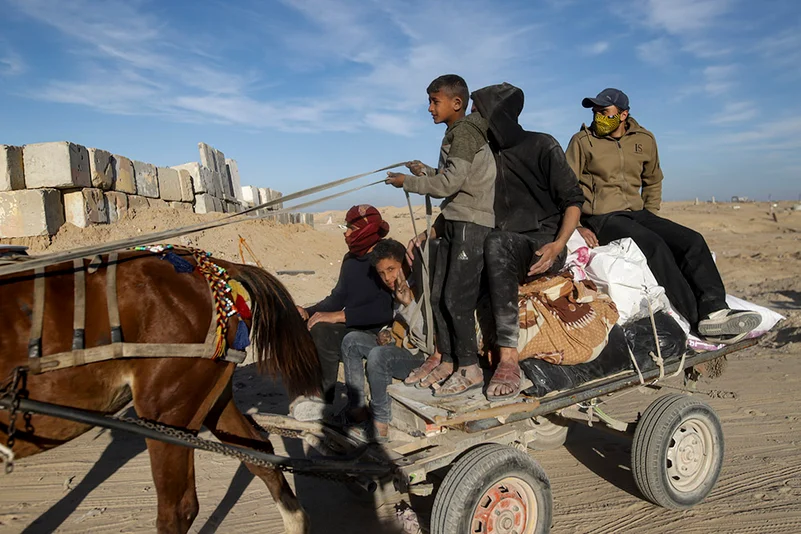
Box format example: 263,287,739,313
471,82,525,149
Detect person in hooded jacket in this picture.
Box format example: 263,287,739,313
565,88,761,344
296,204,394,411
470,82,584,400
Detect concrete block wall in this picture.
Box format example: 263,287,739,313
0,140,306,237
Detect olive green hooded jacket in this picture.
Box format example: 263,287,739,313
565,117,663,215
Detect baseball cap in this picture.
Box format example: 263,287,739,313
582,88,629,111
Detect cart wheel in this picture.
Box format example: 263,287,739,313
527,416,573,451
431,443,552,534
631,394,724,509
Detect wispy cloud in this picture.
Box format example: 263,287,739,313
639,0,732,35
636,38,673,65
0,50,25,76
703,64,737,95
720,116,801,150
581,41,609,56
709,101,757,125
6,0,546,136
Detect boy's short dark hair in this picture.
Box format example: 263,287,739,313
427,74,469,105
369,239,406,267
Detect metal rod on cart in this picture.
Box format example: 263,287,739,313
0,397,392,477
464,338,758,433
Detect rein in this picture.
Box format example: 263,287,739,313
0,162,405,278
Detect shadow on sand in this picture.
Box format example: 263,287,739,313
25,362,405,533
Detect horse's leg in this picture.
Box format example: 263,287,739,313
205,389,309,534
146,439,198,534
133,361,235,534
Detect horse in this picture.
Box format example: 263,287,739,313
0,248,322,533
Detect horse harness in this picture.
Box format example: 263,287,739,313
23,247,249,375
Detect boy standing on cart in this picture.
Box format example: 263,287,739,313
385,74,497,396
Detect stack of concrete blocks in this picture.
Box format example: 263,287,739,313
0,140,199,237
0,138,310,237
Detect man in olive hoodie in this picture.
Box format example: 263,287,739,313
566,88,760,343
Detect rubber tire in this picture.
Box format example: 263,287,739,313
631,393,724,509
431,443,552,534
527,415,573,451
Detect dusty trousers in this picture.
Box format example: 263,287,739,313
431,220,492,367
483,230,565,348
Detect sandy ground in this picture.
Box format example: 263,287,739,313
0,200,799,533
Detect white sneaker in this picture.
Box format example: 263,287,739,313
697,309,761,344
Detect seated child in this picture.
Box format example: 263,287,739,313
340,239,437,441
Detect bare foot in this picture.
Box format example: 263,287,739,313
433,364,483,397
418,360,454,388
404,352,442,386
374,421,389,440
486,348,521,400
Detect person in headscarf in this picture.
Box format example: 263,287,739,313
296,204,394,414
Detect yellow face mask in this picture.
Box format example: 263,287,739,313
593,112,621,136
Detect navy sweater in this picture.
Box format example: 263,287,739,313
305,253,393,329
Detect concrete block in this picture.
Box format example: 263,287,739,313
169,201,193,212
277,212,290,225
212,196,224,213
88,148,114,190
23,142,91,189
105,191,128,223
133,160,159,198
147,198,169,210
198,143,220,172
193,193,215,214
303,213,315,227
241,185,259,205
0,145,25,191
64,188,108,228
127,194,149,211
113,155,136,194
225,159,243,201
172,162,219,197
156,167,182,201
0,189,64,237
260,188,283,210
176,169,194,202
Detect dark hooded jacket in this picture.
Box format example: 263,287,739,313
471,83,584,236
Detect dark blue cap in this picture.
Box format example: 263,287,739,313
582,88,629,111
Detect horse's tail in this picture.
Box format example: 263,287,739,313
231,264,321,397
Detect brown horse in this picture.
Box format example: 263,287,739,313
0,249,321,533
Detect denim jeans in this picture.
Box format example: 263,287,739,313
341,331,426,424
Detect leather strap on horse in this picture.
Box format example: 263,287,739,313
72,259,86,352
27,267,46,371
106,252,123,344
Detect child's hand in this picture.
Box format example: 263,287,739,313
385,172,406,188
406,160,427,176
376,329,394,346
394,271,413,306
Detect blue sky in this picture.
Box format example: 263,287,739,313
1,0,799,210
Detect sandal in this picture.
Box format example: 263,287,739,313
486,361,522,401
417,361,453,389
404,354,442,386
432,366,483,397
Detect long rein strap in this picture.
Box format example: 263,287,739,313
0,162,406,278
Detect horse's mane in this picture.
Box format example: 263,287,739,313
233,264,321,397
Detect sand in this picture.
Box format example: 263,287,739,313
0,201,799,533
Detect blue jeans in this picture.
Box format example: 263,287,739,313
341,331,426,424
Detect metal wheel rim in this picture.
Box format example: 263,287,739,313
471,476,538,534
665,417,716,493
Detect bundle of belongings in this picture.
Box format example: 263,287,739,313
517,233,784,397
